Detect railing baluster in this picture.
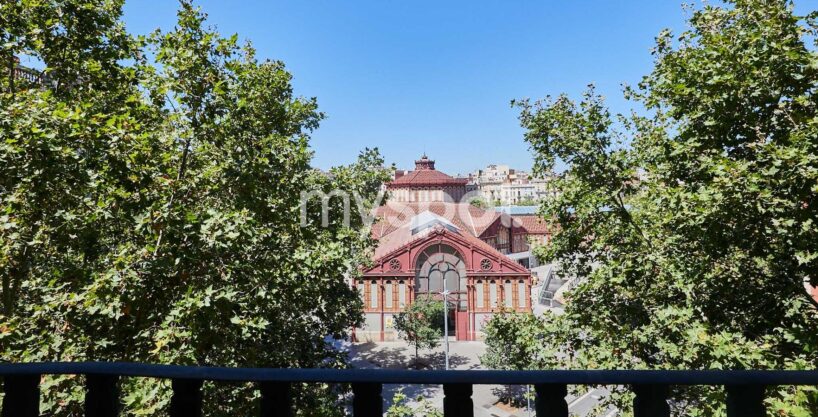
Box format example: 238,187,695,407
169,378,203,417
259,382,292,417
85,374,120,417
0,364,808,417
633,384,669,417
534,384,568,417
352,382,382,417
443,383,473,417
726,385,765,417
2,374,40,417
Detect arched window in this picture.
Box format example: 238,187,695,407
415,244,466,296
370,280,378,309
385,281,393,308
476,280,484,308
504,280,513,307
518,280,526,309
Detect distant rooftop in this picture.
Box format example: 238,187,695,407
410,210,460,235
387,154,469,188
494,205,539,215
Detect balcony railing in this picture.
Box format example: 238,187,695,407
3,64,54,91
0,362,816,417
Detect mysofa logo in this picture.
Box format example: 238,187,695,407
299,190,501,230
299,189,387,228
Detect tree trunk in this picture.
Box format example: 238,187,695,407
154,114,197,257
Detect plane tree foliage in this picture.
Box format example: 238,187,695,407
0,1,390,415
485,1,818,415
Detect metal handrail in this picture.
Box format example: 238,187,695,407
1,362,817,385
1,362,815,417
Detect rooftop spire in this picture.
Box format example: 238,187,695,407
415,154,435,170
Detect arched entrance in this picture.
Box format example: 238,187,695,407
415,243,468,340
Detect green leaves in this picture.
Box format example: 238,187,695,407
1,1,389,416
386,388,442,417
494,0,818,415
393,298,443,365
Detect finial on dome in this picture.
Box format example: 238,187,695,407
415,154,435,170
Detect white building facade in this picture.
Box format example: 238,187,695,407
468,164,553,205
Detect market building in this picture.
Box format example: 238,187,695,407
387,154,469,202
354,155,550,342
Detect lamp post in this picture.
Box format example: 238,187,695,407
441,289,450,370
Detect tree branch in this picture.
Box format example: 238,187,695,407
153,112,198,257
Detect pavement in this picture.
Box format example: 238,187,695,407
347,340,616,416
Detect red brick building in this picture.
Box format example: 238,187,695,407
386,154,469,203
354,156,549,341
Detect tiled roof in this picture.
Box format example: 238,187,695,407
511,215,551,235
371,202,504,240
370,224,529,274
495,205,539,215
387,169,469,187
372,222,429,260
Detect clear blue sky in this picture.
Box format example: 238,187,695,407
121,1,814,175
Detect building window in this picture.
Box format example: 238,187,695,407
489,280,498,308
415,244,465,295
512,234,529,253
399,281,406,307
370,281,378,309
357,280,365,304
476,280,484,308
385,281,393,308
518,280,526,309
504,280,513,307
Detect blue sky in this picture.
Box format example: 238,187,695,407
121,1,813,174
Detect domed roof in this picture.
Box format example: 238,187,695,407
387,155,469,188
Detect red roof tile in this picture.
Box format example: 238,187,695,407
511,215,550,235
387,169,469,187
369,224,530,274
371,202,504,239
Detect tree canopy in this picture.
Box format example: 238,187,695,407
393,297,443,367
0,1,390,415
488,0,818,415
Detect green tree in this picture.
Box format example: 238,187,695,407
393,298,442,367
469,197,488,209
0,1,390,416
481,312,568,372
489,0,818,415
386,389,443,417
516,197,538,206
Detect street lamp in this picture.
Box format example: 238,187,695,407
432,251,454,371
440,289,450,370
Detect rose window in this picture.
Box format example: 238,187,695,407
389,258,401,271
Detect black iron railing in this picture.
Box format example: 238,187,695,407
3,63,53,91
0,362,816,417
12,65,46,85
